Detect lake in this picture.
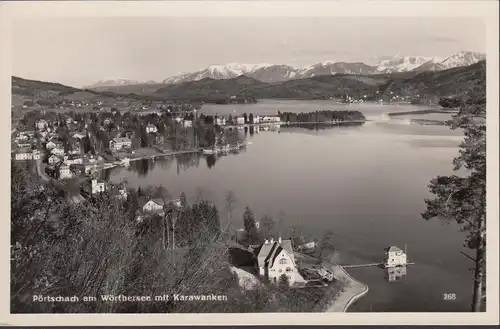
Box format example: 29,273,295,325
107,99,475,312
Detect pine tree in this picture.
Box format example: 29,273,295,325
242,206,258,243
422,94,486,312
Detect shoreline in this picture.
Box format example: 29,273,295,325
324,264,369,312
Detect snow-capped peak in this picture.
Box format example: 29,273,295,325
375,56,439,73
439,51,486,69
85,78,154,88
207,63,273,76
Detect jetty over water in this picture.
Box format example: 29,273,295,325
342,262,415,269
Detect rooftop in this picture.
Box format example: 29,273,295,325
386,246,404,253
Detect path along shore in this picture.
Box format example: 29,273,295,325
324,264,369,312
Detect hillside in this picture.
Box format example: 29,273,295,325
151,60,486,102
12,60,485,106
11,76,174,109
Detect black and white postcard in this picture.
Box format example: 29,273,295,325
1,0,498,326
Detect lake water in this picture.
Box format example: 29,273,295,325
107,99,476,312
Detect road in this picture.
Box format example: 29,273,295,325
36,158,85,204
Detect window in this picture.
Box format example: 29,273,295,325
286,267,292,272
279,258,287,265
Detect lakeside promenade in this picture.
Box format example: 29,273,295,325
324,264,369,312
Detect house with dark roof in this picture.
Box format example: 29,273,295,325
254,237,299,286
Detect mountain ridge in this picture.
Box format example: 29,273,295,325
12,60,485,106
85,51,485,88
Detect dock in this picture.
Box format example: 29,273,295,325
342,262,415,269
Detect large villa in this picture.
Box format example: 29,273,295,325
253,237,306,286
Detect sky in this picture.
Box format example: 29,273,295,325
11,16,486,87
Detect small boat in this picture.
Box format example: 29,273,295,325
203,149,215,155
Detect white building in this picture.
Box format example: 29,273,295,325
57,163,72,180
183,120,193,128
16,142,32,148
45,141,57,150
260,115,281,123
91,179,106,194
48,155,61,165
215,117,226,126
142,199,165,213
146,124,158,133
16,134,29,141
51,147,65,156
384,246,407,268
236,117,245,125
14,148,39,161
109,137,132,151
35,119,48,130
256,238,298,286
253,115,260,124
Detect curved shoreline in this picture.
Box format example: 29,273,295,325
337,265,369,312
324,264,369,312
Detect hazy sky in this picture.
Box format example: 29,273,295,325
12,16,485,87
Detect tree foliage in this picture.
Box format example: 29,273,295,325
422,92,486,312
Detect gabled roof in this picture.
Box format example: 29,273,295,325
386,246,404,253
139,198,165,208
16,147,33,153
256,239,295,269
111,137,131,143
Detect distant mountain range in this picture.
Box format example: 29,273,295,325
13,60,485,107
85,51,485,88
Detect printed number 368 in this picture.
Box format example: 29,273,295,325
443,293,457,300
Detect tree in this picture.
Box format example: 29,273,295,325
225,190,237,225
243,113,248,124
260,215,275,239
278,274,290,287
179,192,188,209
242,206,259,244
422,94,486,312
248,113,254,124
318,230,336,262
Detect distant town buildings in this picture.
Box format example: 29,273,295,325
109,137,132,150
146,124,157,134
56,162,72,180
15,148,40,161
91,179,106,194
35,119,48,130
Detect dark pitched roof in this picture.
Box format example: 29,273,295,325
256,239,295,268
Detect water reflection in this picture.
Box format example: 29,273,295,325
206,154,216,169
385,266,407,282
106,145,249,177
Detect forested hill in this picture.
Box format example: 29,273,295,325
12,60,485,105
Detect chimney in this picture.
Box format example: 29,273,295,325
270,238,274,244
264,239,269,245
278,237,282,244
